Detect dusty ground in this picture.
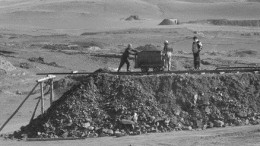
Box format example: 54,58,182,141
0,125,260,146
0,0,260,145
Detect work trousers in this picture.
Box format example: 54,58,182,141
193,53,200,70
117,58,130,72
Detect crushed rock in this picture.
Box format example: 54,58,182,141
6,72,260,139
135,44,161,52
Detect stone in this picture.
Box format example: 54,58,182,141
133,113,138,123
107,129,114,135
115,132,125,137
208,122,214,128
214,120,224,127
187,126,192,131
196,120,204,129
237,111,248,118
83,122,91,128
245,119,250,125
205,107,211,114
88,126,94,131
16,90,22,95
202,124,207,130
62,132,69,138
121,119,135,125
194,94,198,105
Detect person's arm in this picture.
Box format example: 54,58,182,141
129,49,138,55
198,41,203,50
163,46,167,54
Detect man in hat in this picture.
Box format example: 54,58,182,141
163,40,172,71
192,36,203,70
117,44,137,72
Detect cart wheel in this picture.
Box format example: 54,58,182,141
153,67,161,72
141,67,149,72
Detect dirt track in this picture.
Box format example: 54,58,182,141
1,125,260,146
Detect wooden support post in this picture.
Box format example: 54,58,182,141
30,98,41,124
0,83,39,132
50,79,54,105
40,82,44,114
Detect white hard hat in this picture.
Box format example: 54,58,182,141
127,43,132,48
164,40,169,44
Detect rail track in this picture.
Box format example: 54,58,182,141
36,67,260,76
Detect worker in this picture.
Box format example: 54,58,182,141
192,36,203,70
117,44,137,72
163,40,172,71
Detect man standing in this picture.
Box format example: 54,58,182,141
163,40,172,71
192,36,203,70
117,44,137,72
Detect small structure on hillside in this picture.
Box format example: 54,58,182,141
159,19,179,25
125,15,141,21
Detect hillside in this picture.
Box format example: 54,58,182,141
0,0,260,33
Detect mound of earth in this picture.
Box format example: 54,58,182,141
206,19,260,27
125,15,141,21
228,50,258,57
0,56,16,72
28,57,62,68
159,19,179,25
135,44,161,51
9,73,260,139
72,41,105,49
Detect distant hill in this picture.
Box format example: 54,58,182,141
0,0,260,32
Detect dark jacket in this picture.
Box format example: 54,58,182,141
192,41,202,54
121,48,136,60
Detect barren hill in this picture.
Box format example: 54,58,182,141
0,0,260,33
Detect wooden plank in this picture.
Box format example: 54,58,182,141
216,66,260,70
36,68,260,76
36,72,93,75
37,75,56,83
0,83,39,132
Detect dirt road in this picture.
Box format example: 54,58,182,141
0,125,259,146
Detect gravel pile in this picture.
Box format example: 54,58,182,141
135,44,161,52
8,73,260,139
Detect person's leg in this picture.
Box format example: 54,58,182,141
193,54,196,70
197,55,201,70
163,54,167,69
117,60,125,72
195,61,199,70
126,59,130,71
168,53,172,71
198,60,200,70
168,58,171,71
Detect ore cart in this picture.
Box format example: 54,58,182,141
134,50,165,72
